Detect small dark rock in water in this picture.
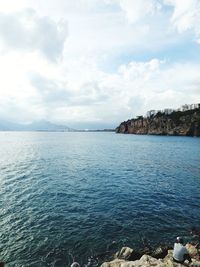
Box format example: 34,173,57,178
0,262,4,267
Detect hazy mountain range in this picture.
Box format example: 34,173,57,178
0,120,75,132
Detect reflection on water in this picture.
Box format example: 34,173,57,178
0,132,200,266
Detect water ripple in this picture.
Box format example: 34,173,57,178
0,132,200,266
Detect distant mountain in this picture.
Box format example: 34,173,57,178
25,120,74,131
0,120,25,131
0,120,75,132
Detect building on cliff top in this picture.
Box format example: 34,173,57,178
147,103,200,118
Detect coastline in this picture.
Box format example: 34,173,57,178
116,107,200,137
100,244,200,267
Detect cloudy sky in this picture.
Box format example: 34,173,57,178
0,0,200,129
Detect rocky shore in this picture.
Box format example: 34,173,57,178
116,107,200,137
101,245,200,267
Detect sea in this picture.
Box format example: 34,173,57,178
0,132,200,267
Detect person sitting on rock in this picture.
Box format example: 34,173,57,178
173,237,192,264
190,227,200,248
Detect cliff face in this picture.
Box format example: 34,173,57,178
116,108,200,137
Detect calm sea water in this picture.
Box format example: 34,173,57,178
0,132,200,267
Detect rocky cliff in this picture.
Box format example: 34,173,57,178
116,108,200,137
101,245,200,267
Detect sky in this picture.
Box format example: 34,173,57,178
0,0,200,129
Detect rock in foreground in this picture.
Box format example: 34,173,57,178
101,247,200,267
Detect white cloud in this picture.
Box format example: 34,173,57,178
0,8,68,61
117,0,161,23
120,59,200,110
165,0,200,43
25,59,200,125
0,45,199,127
0,0,199,128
